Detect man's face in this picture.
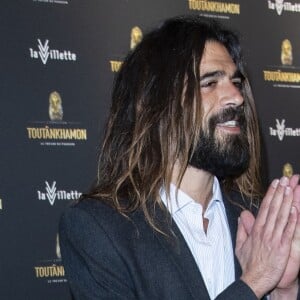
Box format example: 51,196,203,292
189,41,250,178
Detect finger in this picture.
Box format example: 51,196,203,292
281,206,298,246
292,185,300,212
292,211,300,253
290,174,300,190
255,178,279,228
273,186,294,240
236,213,249,252
264,177,290,233
291,211,300,253
240,210,255,235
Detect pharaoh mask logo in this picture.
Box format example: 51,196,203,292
49,91,63,121
283,163,294,178
276,119,285,141
281,39,293,66
56,234,61,259
130,26,143,50
275,0,284,15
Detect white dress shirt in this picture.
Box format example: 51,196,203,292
160,177,235,299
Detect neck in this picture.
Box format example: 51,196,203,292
171,163,214,211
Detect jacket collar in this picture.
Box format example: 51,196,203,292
150,188,246,299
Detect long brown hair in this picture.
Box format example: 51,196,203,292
87,15,262,230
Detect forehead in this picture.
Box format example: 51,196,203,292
199,41,236,75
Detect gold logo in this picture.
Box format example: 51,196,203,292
34,265,65,279
110,27,143,73
281,39,293,66
130,26,143,50
110,60,123,72
56,234,61,259
283,163,294,178
188,0,240,14
33,233,66,283
49,91,63,121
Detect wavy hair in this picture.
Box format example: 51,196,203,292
87,15,262,230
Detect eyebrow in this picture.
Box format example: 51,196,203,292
199,70,225,81
199,69,245,81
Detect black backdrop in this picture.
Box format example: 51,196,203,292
1,1,300,299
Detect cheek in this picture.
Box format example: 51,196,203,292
201,95,219,122
201,108,218,133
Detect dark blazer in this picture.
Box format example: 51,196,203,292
59,191,259,300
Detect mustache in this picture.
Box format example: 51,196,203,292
209,105,246,129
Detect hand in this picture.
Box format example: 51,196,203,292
236,176,298,299
271,175,300,299
239,175,300,299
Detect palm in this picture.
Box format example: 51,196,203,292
238,177,300,291
277,186,300,289
277,240,300,288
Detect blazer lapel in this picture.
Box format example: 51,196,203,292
148,190,247,299
222,191,245,279
152,204,211,300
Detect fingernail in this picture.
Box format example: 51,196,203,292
272,179,279,188
285,186,291,196
280,176,289,186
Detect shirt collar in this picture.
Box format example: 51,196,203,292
160,176,223,215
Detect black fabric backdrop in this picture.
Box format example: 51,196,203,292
1,1,300,299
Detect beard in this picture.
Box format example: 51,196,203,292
189,106,250,179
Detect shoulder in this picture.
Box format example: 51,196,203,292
59,198,139,239
59,198,140,298
59,198,146,272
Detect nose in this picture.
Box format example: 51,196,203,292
219,80,244,108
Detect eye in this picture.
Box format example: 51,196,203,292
200,80,217,89
232,77,243,90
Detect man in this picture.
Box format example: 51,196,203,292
59,16,300,299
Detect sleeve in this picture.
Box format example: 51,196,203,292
215,279,258,300
59,206,137,300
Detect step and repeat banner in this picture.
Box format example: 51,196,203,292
1,0,300,299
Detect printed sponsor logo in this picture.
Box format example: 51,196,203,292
110,60,123,72
29,39,76,65
27,127,87,144
37,181,81,205
263,39,300,88
269,119,300,141
34,263,66,283
110,27,143,72
130,26,143,50
263,70,300,86
49,91,63,121
283,163,294,177
33,0,69,4
188,0,240,19
267,0,300,15
26,91,88,147
281,39,293,66
34,234,67,284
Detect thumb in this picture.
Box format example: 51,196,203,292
236,213,248,252
240,210,255,235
